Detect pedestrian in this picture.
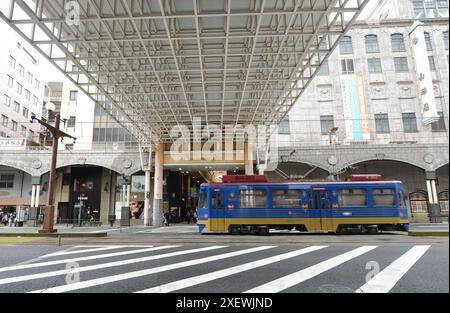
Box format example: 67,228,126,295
163,212,170,226
186,210,191,224
193,210,198,223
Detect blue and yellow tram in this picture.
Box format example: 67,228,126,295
196,174,410,235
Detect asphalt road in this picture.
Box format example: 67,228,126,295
0,235,447,294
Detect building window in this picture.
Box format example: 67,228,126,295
27,72,33,84
409,191,428,213
391,33,406,52
444,31,449,50
317,60,329,75
1,115,8,127
431,111,446,131
278,117,290,134
69,90,78,101
239,190,267,208
365,35,379,53
13,101,20,112
67,116,76,128
35,79,40,90
32,95,38,106
368,58,382,73
0,174,14,189
338,189,367,207
394,57,409,72
272,189,302,208
9,55,16,68
18,64,24,76
402,112,418,132
413,0,449,18
374,113,390,133
16,82,22,95
21,125,27,137
428,55,436,71
424,32,433,51
3,94,11,107
7,75,13,88
340,36,353,54
320,115,335,135
11,120,17,131
439,191,449,214
28,129,34,139
22,107,29,118
340,59,355,74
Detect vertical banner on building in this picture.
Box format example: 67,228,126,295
340,76,354,141
409,21,439,125
356,73,370,140
340,73,370,141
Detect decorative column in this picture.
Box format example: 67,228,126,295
425,171,441,223
120,176,131,226
152,143,164,227
144,146,152,226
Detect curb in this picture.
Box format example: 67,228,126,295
0,232,108,238
408,231,449,237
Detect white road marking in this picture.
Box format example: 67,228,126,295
137,245,327,293
29,246,275,293
42,246,126,257
355,245,431,293
245,246,378,293
0,246,226,286
0,246,172,273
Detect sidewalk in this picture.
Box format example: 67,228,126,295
408,223,449,236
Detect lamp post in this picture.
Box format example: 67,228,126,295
32,104,76,233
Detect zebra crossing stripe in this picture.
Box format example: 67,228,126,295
29,246,275,293
42,246,129,258
0,246,226,286
245,246,378,293
355,245,430,293
0,246,177,273
136,246,327,293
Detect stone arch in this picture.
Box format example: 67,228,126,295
433,160,449,172
39,161,123,176
0,160,34,176
338,156,426,173
271,160,330,180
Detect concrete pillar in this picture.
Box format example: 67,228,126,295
34,185,40,207
144,169,152,226
244,141,254,175
153,143,164,227
426,171,441,223
30,185,36,207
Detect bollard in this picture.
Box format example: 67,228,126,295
58,235,61,246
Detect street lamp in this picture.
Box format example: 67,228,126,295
31,105,76,233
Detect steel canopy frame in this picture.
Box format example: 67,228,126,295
0,0,369,144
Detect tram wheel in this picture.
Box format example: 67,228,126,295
229,227,240,235
258,227,269,236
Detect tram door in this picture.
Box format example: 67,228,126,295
210,191,225,231
312,189,332,231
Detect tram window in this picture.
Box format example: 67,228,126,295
398,192,404,206
272,189,302,208
372,188,395,207
338,189,367,207
240,190,267,208
200,191,207,208
211,193,223,209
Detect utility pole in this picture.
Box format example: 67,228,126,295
31,112,76,233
